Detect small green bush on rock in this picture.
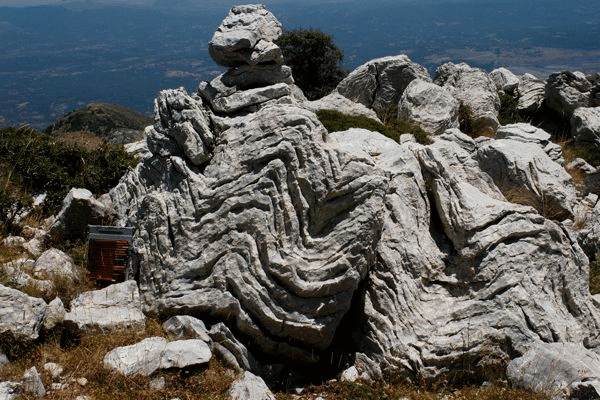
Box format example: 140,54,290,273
316,108,432,145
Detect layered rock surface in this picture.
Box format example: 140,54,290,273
28,3,600,395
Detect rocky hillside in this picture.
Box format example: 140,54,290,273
2,4,600,400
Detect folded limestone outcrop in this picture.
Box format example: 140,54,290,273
94,4,600,394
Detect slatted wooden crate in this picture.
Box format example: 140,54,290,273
87,226,134,284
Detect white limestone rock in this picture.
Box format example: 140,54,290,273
43,297,66,331
477,139,578,220
545,71,592,117
0,352,8,367
336,54,431,109
162,315,211,343
0,382,20,400
43,362,64,379
105,103,387,365
227,371,276,400
306,92,381,121
124,139,152,160
209,4,283,68
65,280,146,332
571,106,600,146
496,123,565,165
435,62,500,136
490,67,519,95
32,248,78,284
48,188,107,241
199,80,293,115
517,73,545,114
22,367,45,397
208,323,259,373
148,87,214,166
0,284,47,340
103,337,211,376
507,342,600,399
1,236,25,248
398,79,460,136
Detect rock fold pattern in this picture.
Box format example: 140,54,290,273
100,3,600,388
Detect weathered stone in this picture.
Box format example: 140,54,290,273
435,62,500,136
208,323,259,373
43,362,64,379
0,382,20,400
65,280,146,332
227,371,276,400
22,367,45,397
124,139,152,160
571,106,600,146
199,81,292,115
43,297,66,331
476,139,578,220
48,188,107,241
148,87,214,166
507,342,600,399
490,67,519,95
103,337,211,376
209,4,283,68
496,123,566,165
306,92,381,121
220,64,294,89
1,236,25,248
0,284,47,340
545,71,592,117
336,55,431,109
105,103,387,364
398,79,459,136
0,352,8,367
162,315,211,343
517,73,545,114
32,248,78,283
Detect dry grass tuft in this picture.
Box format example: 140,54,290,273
53,130,105,151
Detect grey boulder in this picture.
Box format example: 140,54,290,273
571,106,600,146
103,337,211,376
507,342,600,399
545,71,592,117
517,73,545,114
227,371,276,400
48,188,108,241
64,280,146,332
209,4,283,68
476,138,577,220
162,315,211,343
0,382,19,400
0,284,47,340
336,54,431,109
398,78,460,136
490,67,519,95
435,62,500,136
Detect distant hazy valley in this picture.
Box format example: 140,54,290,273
1,0,598,129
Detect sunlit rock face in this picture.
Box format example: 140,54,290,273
100,3,600,388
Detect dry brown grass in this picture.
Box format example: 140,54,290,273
275,379,551,400
503,186,566,221
0,319,237,400
52,130,105,151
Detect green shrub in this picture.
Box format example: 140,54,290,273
498,92,526,125
458,103,475,137
316,108,432,145
0,127,137,218
590,253,600,295
276,29,347,100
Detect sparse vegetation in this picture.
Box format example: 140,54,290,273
498,92,526,126
458,103,476,137
45,103,152,144
276,29,347,100
0,126,137,229
316,107,432,145
590,252,600,296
